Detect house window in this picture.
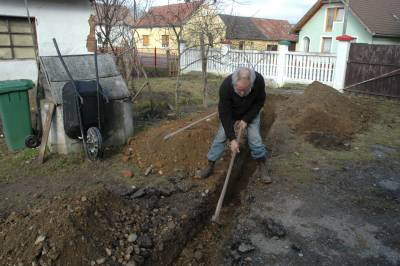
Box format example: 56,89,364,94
96,32,103,45
326,7,344,32
143,35,149,46
238,41,244,50
266,44,278,51
321,37,332,53
161,35,169,47
336,8,345,22
0,16,36,60
303,37,310,52
249,41,254,50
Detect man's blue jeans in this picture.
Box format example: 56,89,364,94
207,112,267,162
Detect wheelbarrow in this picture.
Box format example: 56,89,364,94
53,38,107,161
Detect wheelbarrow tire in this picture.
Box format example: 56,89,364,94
25,134,40,148
86,127,103,161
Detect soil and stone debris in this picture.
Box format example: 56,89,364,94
1,82,399,265
175,84,399,266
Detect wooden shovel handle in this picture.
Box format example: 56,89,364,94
211,126,243,223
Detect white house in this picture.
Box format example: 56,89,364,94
0,0,93,82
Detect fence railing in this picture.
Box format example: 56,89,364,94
180,47,336,86
285,52,336,85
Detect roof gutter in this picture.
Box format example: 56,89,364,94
372,33,400,38
135,24,182,28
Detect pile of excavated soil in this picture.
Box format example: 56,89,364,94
285,81,370,148
127,99,277,176
0,188,164,266
127,112,219,177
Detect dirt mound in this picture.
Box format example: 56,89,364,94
286,82,370,148
127,112,219,177
127,97,277,176
0,188,155,266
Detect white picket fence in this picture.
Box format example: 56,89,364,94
180,47,337,87
284,53,336,85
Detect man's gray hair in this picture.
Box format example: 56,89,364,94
232,67,256,89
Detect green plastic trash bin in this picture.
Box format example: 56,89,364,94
0,79,34,151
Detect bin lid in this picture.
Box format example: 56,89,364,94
40,54,130,104
0,79,34,95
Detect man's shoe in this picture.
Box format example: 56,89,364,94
255,158,272,184
197,161,215,179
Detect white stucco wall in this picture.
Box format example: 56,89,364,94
0,60,38,83
0,0,91,81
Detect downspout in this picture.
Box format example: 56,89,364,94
342,0,350,35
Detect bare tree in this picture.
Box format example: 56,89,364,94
93,0,131,55
184,0,226,107
93,0,156,110
143,1,204,115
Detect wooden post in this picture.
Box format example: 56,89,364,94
154,47,157,72
166,49,171,76
37,102,55,164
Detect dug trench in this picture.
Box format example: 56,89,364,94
4,82,397,265
0,96,279,266
175,86,400,265
173,96,280,266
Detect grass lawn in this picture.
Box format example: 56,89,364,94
128,72,225,109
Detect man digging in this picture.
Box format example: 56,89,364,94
198,67,272,184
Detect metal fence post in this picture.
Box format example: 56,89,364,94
179,41,186,73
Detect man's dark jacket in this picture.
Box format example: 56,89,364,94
218,71,266,141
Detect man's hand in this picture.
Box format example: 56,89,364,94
239,120,247,130
230,139,240,154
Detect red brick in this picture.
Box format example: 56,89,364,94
121,170,133,178
122,155,130,163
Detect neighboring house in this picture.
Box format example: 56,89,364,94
218,14,297,51
136,1,296,53
292,0,400,54
135,1,204,53
92,4,136,51
0,0,93,82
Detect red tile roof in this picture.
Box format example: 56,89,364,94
93,4,135,26
137,1,203,28
219,14,297,42
251,17,298,42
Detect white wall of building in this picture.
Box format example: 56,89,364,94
0,0,91,81
0,60,38,83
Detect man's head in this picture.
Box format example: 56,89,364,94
232,67,256,97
